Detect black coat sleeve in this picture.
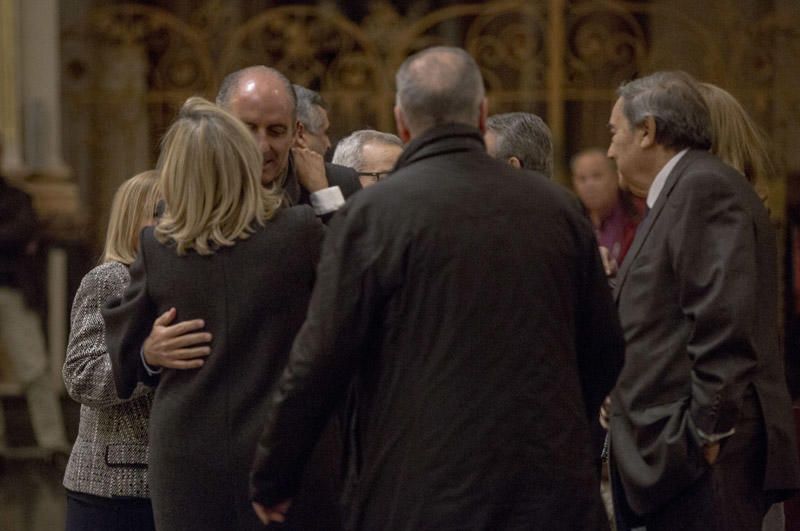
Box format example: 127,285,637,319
324,162,362,199
102,230,159,398
250,202,386,506
574,215,625,423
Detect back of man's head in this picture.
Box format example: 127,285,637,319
486,112,553,177
617,71,711,151
395,46,485,137
293,84,328,134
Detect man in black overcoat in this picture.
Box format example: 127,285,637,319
249,46,624,531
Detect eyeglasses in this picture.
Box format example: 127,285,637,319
358,171,392,183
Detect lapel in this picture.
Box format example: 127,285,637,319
613,150,701,302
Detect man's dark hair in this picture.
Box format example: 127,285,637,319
487,112,553,177
617,71,711,151
395,46,485,135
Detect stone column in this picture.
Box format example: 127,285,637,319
19,0,69,177
16,0,80,390
0,0,23,173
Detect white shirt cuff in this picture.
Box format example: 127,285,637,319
695,425,736,444
140,346,162,376
309,186,345,216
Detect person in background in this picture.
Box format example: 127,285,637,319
571,148,642,268
332,129,403,187
62,170,163,531
699,82,771,203
294,84,333,158
103,97,325,531
0,133,70,462
484,111,553,177
698,80,789,531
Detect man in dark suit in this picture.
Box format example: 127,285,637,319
607,71,800,530
249,46,624,530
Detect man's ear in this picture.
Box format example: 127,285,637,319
508,156,522,169
478,97,488,134
394,105,412,144
639,115,656,149
294,121,305,144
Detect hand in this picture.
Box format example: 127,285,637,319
599,395,611,430
252,500,291,525
599,246,618,277
142,308,212,369
703,442,720,465
292,139,328,193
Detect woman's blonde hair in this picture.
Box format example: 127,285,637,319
103,170,161,265
699,82,772,200
155,97,282,255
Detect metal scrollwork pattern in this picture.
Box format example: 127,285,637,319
60,0,800,236
566,3,645,90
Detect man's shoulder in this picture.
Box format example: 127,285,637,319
674,150,751,196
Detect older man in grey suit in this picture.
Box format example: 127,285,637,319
607,71,800,530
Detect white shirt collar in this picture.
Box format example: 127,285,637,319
646,149,689,209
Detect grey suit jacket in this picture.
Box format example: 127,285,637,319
62,260,152,498
609,149,800,515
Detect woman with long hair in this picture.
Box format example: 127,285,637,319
62,170,160,530
103,97,325,530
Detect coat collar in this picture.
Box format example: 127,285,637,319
613,149,707,302
394,123,486,171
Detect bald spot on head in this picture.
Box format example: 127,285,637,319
395,46,484,136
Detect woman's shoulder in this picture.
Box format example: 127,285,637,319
79,261,130,292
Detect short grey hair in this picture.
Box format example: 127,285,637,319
617,71,711,151
293,84,329,134
216,66,297,119
395,46,485,135
486,112,553,177
332,130,402,170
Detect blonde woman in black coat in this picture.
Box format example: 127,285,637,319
63,170,160,530
103,97,324,531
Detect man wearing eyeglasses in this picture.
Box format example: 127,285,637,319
332,129,404,187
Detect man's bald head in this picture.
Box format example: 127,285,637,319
216,66,297,119
395,47,485,137
215,66,299,186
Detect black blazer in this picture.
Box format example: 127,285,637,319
251,124,624,530
104,205,324,531
610,149,800,515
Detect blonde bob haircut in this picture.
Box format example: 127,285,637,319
155,97,282,255
698,82,773,200
103,170,161,265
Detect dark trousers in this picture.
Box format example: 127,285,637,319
613,394,769,531
65,490,155,531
